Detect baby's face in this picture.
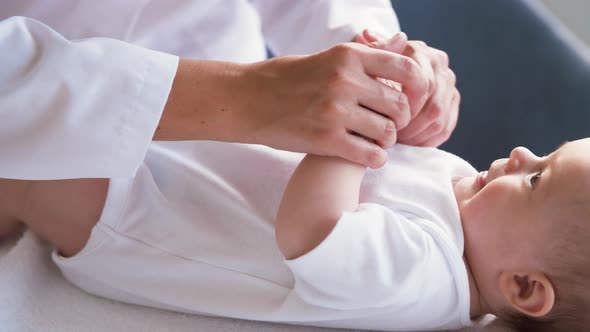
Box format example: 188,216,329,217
454,138,590,280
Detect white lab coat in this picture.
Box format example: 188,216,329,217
0,1,399,180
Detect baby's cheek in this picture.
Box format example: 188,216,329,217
453,177,478,203
461,187,501,218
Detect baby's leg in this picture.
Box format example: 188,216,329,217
19,178,109,257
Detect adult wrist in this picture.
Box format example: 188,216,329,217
156,58,251,143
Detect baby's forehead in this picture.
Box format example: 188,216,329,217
548,144,590,204
556,138,590,157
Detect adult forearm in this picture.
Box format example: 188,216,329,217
153,42,426,168
154,59,250,142
275,155,366,259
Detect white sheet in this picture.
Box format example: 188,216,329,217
0,231,502,332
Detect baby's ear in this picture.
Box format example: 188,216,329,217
499,272,555,318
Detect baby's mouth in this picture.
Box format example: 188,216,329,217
476,171,488,189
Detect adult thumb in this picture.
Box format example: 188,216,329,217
368,32,408,54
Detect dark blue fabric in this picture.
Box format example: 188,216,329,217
391,0,590,169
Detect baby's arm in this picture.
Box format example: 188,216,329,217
275,155,366,259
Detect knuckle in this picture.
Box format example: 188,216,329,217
324,69,350,91
383,121,397,146
436,50,449,66
327,68,345,83
374,83,387,100
402,60,429,93
446,70,457,85
332,43,358,63
427,77,436,95
430,120,444,134
397,92,408,107
331,43,349,54
402,62,428,92
395,94,411,127
428,101,444,120
313,126,337,143
400,57,418,75
416,74,429,96
317,99,341,118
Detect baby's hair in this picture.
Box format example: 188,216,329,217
500,196,590,332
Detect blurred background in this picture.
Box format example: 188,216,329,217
541,0,590,46
391,0,590,170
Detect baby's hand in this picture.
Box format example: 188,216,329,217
354,30,404,93
356,29,461,147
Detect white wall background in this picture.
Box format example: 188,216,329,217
540,0,590,46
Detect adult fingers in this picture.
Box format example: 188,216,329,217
345,105,398,149
365,31,408,54
431,48,450,70
356,75,411,130
357,45,429,119
397,90,445,142
337,132,388,169
397,67,456,141
418,89,461,147
403,41,436,98
361,29,379,43
354,31,370,44
401,86,459,146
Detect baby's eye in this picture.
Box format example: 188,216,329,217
529,171,542,188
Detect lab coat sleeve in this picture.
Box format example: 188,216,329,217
0,16,178,180
249,0,400,55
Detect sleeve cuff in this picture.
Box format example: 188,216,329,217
105,48,179,178
0,17,179,179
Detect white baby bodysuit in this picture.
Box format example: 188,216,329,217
53,141,477,331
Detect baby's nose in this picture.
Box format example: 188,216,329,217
506,146,537,172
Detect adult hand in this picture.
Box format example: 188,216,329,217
241,38,428,168
358,30,460,147
158,39,428,168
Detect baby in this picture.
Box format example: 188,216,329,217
1,138,589,332
276,138,590,332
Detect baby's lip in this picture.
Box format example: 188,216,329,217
477,171,488,188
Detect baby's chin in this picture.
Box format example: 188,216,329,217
452,175,480,204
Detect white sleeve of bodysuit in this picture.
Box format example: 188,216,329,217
285,202,453,311
0,16,178,180
249,0,400,56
